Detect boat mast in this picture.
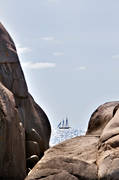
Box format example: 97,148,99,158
62,119,64,127
66,117,69,127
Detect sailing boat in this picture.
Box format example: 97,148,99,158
57,117,71,129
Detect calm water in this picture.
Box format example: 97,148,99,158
50,128,85,146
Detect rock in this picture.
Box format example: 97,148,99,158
26,136,99,180
97,107,119,179
26,101,119,180
0,22,51,179
26,141,41,158
86,101,119,136
0,22,28,98
27,155,39,169
0,82,26,180
0,23,19,63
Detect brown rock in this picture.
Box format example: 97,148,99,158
0,22,28,98
86,101,119,136
26,101,119,180
27,155,39,169
0,82,26,180
97,108,119,179
26,141,41,158
0,23,19,63
26,136,98,180
0,22,51,179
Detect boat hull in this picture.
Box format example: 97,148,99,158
59,127,71,129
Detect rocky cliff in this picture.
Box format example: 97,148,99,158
26,102,119,180
0,23,51,180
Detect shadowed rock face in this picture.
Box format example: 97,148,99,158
0,23,28,98
26,101,119,180
0,83,26,180
0,23,51,179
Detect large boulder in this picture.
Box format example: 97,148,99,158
26,101,119,180
26,136,98,180
0,82,26,180
97,105,119,179
86,101,119,136
0,23,51,179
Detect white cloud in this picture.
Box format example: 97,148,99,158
76,66,87,71
79,66,86,70
21,61,56,70
53,52,64,56
40,37,63,44
17,47,31,54
16,44,31,55
112,54,119,59
40,36,55,41
48,0,59,3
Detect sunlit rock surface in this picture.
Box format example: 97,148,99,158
26,101,119,180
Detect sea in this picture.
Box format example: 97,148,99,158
50,128,86,146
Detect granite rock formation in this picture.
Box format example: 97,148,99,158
0,82,26,180
2,22,119,180
0,23,51,179
26,102,119,180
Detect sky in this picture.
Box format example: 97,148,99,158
0,0,119,131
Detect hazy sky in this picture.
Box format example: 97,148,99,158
1,0,119,130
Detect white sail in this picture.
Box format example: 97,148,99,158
62,120,64,127
57,122,61,128
58,117,71,129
